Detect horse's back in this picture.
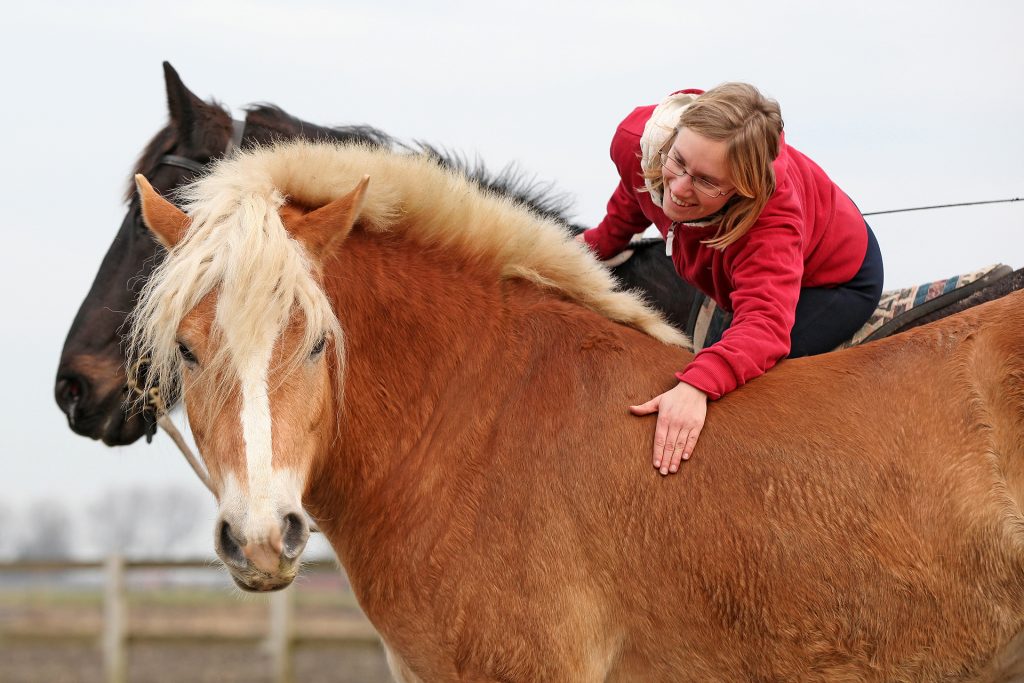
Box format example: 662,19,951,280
462,289,1024,679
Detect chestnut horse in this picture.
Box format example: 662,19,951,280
132,140,1024,682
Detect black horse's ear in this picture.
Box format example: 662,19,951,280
162,61,232,153
163,61,208,137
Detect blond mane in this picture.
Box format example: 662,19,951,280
201,140,684,340
128,140,688,408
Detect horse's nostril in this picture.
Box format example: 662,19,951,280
55,375,85,424
217,519,248,568
56,375,83,402
62,378,81,400
281,512,310,559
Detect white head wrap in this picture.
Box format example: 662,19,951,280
640,91,701,208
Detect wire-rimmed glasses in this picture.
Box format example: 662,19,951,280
659,152,729,198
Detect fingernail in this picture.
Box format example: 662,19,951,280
670,465,678,473
683,453,690,461
660,467,668,475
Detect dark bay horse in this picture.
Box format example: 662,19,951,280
55,61,1024,447
131,140,1024,681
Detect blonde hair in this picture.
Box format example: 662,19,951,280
644,82,783,250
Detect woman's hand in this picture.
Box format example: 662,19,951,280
630,382,708,475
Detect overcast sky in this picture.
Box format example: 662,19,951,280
2,1,1022,556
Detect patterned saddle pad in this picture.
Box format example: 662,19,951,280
688,264,1013,353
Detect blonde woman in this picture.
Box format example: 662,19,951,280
579,83,883,476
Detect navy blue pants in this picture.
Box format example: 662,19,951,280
788,223,884,357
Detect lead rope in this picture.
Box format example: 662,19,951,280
128,357,215,495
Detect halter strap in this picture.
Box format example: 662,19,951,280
158,154,206,174
156,118,246,175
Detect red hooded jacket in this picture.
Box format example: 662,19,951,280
583,100,867,399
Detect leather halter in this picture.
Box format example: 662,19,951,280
155,118,245,176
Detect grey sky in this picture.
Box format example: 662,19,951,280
2,1,1022,554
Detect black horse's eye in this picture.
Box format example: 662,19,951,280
310,335,327,357
177,341,197,364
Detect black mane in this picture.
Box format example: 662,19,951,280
128,102,580,230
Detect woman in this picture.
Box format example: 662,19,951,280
579,83,883,476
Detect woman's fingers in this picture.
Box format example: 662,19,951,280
659,419,675,473
655,413,684,474
629,398,659,416
682,427,701,463
633,383,708,476
656,412,705,475
667,429,690,474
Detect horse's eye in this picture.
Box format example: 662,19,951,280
177,342,197,364
310,335,327,357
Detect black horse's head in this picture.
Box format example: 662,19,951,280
54,63,237,445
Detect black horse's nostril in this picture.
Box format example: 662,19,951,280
216,519,248,569
281,512,310,559
55,374,85,424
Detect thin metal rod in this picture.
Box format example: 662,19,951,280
863,197,1023,216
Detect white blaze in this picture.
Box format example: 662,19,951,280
238,340,276,519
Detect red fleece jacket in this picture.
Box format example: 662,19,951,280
584,102,867,399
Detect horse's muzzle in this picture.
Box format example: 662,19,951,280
54,365,150,445
215,510,310,592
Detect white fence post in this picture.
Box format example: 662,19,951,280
103,554,127,683
266,587,295,683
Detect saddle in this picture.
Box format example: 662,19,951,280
687,263,1014,353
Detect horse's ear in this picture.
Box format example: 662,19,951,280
135,174,191,248
291,176,370,258
163,61,213,138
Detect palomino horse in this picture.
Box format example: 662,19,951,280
132,140,1024,682
54,61,690,446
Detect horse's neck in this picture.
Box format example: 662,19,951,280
305,227,692,597
310,230,518,557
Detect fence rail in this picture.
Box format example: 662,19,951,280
0,556,381,683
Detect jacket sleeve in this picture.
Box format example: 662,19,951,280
676,223,803,399
583,114,654,259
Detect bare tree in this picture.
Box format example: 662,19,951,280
149,486,209,555
16,499,73,560
88,486,148,555
0,501,14,560
88,485,210,557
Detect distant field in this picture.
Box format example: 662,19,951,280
2,641,392,683
0,564,393,683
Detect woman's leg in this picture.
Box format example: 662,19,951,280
789,224,884,358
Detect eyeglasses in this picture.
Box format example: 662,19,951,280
659,152,729,198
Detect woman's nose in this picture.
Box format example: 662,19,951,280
668,171,694,195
